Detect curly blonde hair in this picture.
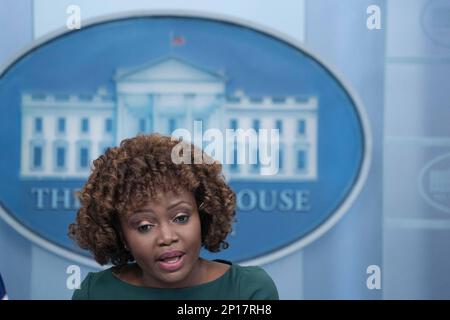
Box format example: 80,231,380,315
68,134,236,266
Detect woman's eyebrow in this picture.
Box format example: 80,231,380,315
133,200,193,215
167,200,192,210
127,211,155,224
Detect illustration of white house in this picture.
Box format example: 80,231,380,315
20,56,318,181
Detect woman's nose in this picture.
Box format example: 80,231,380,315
157,222,178,245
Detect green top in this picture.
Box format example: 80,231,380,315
72,259,279,300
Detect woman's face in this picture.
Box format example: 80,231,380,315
120,189,203,288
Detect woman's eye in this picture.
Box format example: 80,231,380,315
137,224,153,233
175,215,189,223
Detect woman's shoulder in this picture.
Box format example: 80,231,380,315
71,268,115,300
72,261,279,300
233,264,279,300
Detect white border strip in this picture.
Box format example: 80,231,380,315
0,10,372,268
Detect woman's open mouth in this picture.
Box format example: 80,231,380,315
157,254,185,272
